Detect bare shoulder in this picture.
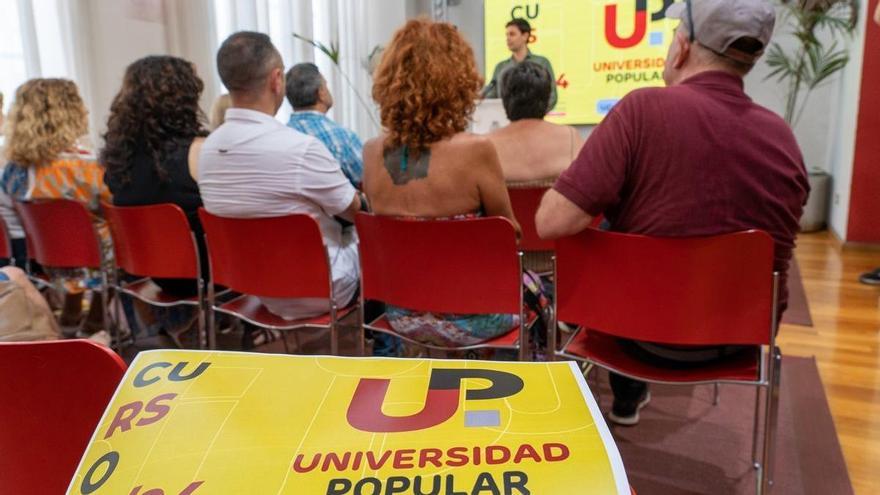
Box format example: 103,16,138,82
364,135,384,151
448,133,497,159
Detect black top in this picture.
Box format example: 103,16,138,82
105,138,206,298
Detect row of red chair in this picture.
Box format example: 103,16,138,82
8,198,781,492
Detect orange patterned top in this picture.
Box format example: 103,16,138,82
28,149,112,264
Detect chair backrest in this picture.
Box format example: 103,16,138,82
0,216,11,262
507,186,554,251
356,213,521,315
555,229,776,346
0,340,126,494
198,209,331,298
103,203,199,279
14,199,102,269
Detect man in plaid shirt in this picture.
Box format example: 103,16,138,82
285,63,363,187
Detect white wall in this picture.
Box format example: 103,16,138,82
82,0,169,143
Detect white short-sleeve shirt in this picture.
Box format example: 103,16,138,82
198,108,359,319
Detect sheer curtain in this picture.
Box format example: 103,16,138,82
163,0,220,114
0,0,96,143
209,0,380,137
1,0,84,109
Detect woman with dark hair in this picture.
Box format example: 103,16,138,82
489,61,583,184
101,55,209,299
363,19,522,348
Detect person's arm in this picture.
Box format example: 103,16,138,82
874,1,880,26
535,189,592,239
536,102,635,239
482,62,502,98
336,191,362,222
543,57,558,111
340,129,365,188
474,138,521,236
298,139,360,222
188,137,206,181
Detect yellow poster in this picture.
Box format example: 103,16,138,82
68,351,629,494
485,0,680,125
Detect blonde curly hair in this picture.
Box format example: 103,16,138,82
5,79,89,166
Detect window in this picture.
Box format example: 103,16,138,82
0,0,27,114
0,0,75,114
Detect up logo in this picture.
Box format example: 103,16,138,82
346,369,524,433
605,0,674,48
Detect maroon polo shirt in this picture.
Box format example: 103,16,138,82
554,71,809,309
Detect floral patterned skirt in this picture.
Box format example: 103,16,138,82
385,307,519,347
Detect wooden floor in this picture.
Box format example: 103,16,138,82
779,232,880,494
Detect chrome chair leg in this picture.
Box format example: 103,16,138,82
356,305,366,357
713,383,721,406
759,347,782,494
765,349,782,490
751,385,762,468
330,323,339,356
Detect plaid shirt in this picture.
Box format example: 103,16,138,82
287,111,364,187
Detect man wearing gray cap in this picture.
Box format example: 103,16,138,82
537,0,809,425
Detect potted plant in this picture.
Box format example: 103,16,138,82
764,0,859,231
293,33,381,131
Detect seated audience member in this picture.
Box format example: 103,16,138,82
488,61,583,184
199,32,362,321
3,79,113,337
0,266,60,341
210,93,231,130
536,0,809,425
363,19,521,348
286,63,364,187
102,55,209,298
0,90,27,268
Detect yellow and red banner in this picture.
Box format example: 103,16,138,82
68,351,629,494
485,0,680,124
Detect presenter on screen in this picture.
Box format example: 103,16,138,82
483,18,557,111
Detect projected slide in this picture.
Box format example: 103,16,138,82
485,0,679,125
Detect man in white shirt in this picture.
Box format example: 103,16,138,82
199,31,362,320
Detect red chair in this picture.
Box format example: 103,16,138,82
508,186,603,273
198,209,358,353
507,186,554,252
356,213,532,360
551,228,780,494
103,203,206,348
0,216,12,265
0,340,126,494
14,199,113,332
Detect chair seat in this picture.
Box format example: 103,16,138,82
560,329,761,383
366,314,521,350
216,294,355,329
120,278,200,306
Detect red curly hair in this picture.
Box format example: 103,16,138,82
372,18,483,152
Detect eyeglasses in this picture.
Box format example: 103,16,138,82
686,0,696,42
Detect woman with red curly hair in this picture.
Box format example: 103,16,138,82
363,18,521,348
